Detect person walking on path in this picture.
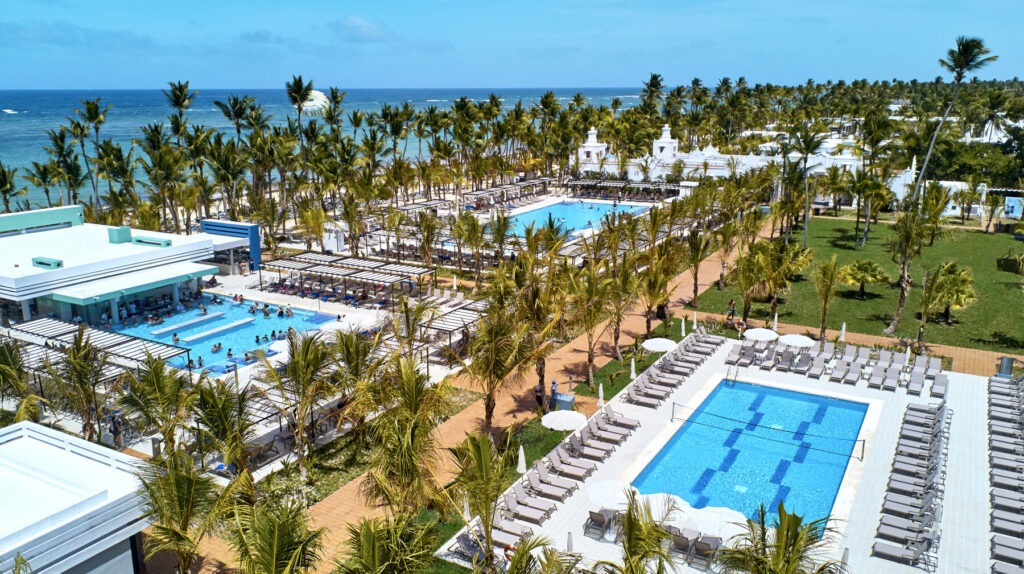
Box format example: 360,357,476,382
725,299,736,321
534,381,545,413
111,415,123,450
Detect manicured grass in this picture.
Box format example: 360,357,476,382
699,217,1024,354
508,417,566,469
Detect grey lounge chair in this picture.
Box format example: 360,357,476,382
993,517,1024,538
603,406,640,429
791,353,812,374
759,347,778,370
569,434,612,461
994,495,1024,512
583,508,615,539
636,381,670,400
871,540,928,566
549,447,596,479
867,364,886,389
840,345,857,362
594,417,631,439
842,365,862,385
881,511,935,531
690,535,721,569
819,341,835,359
526,472,571,501
533,462,578,493
876,523,932,546
994,534,1024,552
494,517,533,539
925,357,942,378
503,492,548,524
512,483,557,514
669,526,701,558
776,349,796,372
993,561,1024,574
807,357,827,379
829,361,849,383
490,526,524,549
586,420,624,444
626,386,661,408
451,531,487,563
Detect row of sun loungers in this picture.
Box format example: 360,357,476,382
625,330,726,409
987,375,1024,573
871,401,950,570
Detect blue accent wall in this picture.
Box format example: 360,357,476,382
199,220,262,269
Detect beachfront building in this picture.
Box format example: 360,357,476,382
575,125,916,199
0,421,149,573
0,206,248,324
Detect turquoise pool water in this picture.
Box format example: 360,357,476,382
507,200,647,235
633,380,867,523
116,296,334,373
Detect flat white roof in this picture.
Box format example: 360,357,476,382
0,223,211,280
0,422,147,570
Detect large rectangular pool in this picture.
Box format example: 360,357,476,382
507,200,647,236
633,380,867,523
116,296,334,373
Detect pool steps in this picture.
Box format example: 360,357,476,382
181,318,255,344
151,312,225,336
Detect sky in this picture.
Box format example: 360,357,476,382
1,0,1021,90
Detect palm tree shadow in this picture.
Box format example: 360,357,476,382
826,227,860,251
837,290,883,301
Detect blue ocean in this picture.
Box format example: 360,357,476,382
0,88,638,205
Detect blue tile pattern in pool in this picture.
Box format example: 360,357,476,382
116,296,334,371
506,200,647,235
632,380,867,523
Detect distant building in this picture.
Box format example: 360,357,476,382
0,421,150,573
575,125,916,200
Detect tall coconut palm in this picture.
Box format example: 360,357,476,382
604,252,639,360
255,332,338,481
884,210,928,335
449,432,509,566
192,378,259,474
214,95,256,141
46,327,108,442
570,240,611,387
0,161,27,213
714,502,845,574
228,498,325,574
837,259,891,300
682,229,716,308
789,124,826,247
139,449,237,574
119,354,197,452
359,357,451,513
286,75,315,177
0,338,48,422
296,201,327,252
163,81,197,145
335,515,436,574
74,98,112,210
22,160,58,208
811,255,839,342
910,37,998,204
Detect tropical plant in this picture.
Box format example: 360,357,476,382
811,255,839,342
119,354,197,452
192,378,259,474
884,210,929,334
0,338,47,422
0,161,27,213
984,191,1005,233
683,229,716,308
715,502,845,574
594,490,675,574
335,515,436,574
789,123,826,247
46,327,108,442
449,432,509,566
569,240,610,387
836,259,891,300
228,498,325,574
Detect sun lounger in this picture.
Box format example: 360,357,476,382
993,561,1024,574
884,490,933,508
807,357,827,379
450,531,487,563
526,472,572,501
867,364,886,388
775,349,796,372
842,365,862,385
737,347,756,367
994,517,1024,538
877,349,893,366
636,381,671,400
829,361,849,383
583,423,622,446
880,512,934,532
925,357,942,378
503,492,550,524
569,435,612,461
759,348,778,370
871,540,929,566
533,462,578,493
593,417,630,440
512,483,557,514
791,353,812,374
549,447,596,479
819,341,835,358
840,345,857,362
626,386,661,408
603,406,640,429
724,347,742,366
994,495,1024,513
876,524,933,546
689,535,720,569
994,534,1024,552
583,508,615,539
993,473,1024,492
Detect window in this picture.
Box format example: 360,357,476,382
658,146,664,153
585,151,591,159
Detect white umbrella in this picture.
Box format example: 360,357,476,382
541,410,586,431
586,480,636,507
453,274,458,291
839,322,846,342
641,337,677,353
566,531,574,553
630,358,637,380
516,445,527,474
742,328,778,342
462,492,471,522
692,312,698,329
772,312,778,331
777,334,815,348
598,383,605,407
905,345,912,365
681,318,686,339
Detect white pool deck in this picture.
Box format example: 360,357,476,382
439,337,993,573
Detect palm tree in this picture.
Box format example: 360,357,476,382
683,229,716,308
638,249,672,336
228,499,325,574
296,201,327,252
884,210,928,335
0,338,48,422
503,538,575,574
760,241,813,320
921,181,952,245
335,515,436,574
214,95,256,141
0,161,27,213
286,75,315,176
789,124,826,247
594,490,675,574
909,36,998,204
358,357,451,513
811,255,839,342
139,449,237,574
715,502,845,573
23,161,58,207
389,295,437,359
449,432,509,566
163,81,197,145
984,191,1004,233
46,327,108,442
192,378,259,474
569,242,610,387
604,253,639,360
119,354,197,452
837,259,891,300
74,98,112,210
255,332,338,482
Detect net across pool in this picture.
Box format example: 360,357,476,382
506,200,647,235
632,380,868,523
117,296,335,372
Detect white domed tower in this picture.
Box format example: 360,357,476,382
577,127,608,172
652,124,678,161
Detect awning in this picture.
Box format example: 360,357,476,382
48,262,219,306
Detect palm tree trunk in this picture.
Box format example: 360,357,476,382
612,322,622,360
910,84,962,204
885,259,911,334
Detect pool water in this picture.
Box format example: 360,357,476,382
117,296,334,372
507,200,647,235
633,380,867,523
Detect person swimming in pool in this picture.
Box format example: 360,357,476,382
262,334,269,343
255,335,261,345
226,348,233,358
172,333,180,343
212,342,222,353
197,356,204,368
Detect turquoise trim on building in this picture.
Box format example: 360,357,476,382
0,206,85,235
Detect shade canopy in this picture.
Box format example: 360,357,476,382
777,333,816,348
742,328,778,342
541,410,586,431
641,337,678,353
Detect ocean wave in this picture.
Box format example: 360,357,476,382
425,99,447,102
2,109,17,114
615,95,640,99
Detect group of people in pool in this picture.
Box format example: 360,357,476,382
246,301,294,318
185,325,300,371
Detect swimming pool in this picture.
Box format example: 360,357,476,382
632,380,867,523
116,296,334,373
507,200,647,236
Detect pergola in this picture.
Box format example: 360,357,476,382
422,305,482,348
397,200,448,213
7,318,188,368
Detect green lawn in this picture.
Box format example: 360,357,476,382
699,217,1024,354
